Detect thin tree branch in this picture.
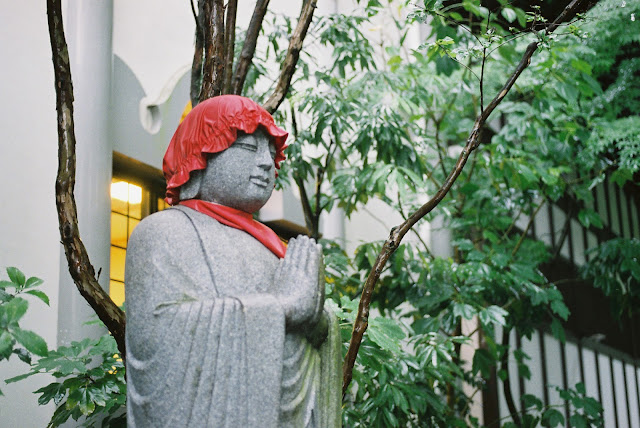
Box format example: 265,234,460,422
190,0,205,106
500,204,526,243
511,199,546,257
231,0,270,95
190,0,198,23
342,0,588,395
289,105,315,237
46,0,126,358
501,327,522,427
222,0,237,94
295,174,315,237
311,138,335,230
433,121,449,178
263,0,317,114
480,47,486,113
397,194,434,259
552,205,574,259
313,165,324,231
198,0,226,101
480,10,490,113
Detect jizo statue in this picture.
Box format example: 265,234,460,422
125,95,342,427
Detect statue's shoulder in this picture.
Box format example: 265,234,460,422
128,207,203,251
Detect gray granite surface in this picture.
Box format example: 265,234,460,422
125,129,341,427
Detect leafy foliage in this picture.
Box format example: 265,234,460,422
265,0,633,425
0,267,49,395
1,269,125,427
582,238,640,320
6,334,126,428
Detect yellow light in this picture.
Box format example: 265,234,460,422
111,181,129,202
111,181,142,204
128,184,142,205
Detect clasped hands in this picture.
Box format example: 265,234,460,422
273,236,326,341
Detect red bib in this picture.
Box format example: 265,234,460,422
179,199,286,259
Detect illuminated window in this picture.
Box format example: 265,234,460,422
110,177,167,307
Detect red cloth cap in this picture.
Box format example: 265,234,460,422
163,95,288,205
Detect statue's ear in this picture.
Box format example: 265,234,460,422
179,169,203,200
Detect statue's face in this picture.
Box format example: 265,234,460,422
199,128,277,213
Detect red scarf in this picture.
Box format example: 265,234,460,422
179,199,286,259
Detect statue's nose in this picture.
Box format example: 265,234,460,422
257,145,273,170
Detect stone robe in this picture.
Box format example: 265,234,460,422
125,205,341,428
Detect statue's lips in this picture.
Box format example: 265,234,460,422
249,175,270,188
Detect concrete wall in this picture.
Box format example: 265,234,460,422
0,1,61,425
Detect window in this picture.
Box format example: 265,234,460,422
109,153,167,307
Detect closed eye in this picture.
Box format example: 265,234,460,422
236,142,258,152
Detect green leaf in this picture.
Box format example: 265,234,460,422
11,328,48,357
522,393,543,411
0,331,14,360
472,348,494,377
34,382,66,406
12,347,31,364
482,230,499,244
6,267,25,287
578,209,603,229
4,372,34,383
517,163,538,185
501,7,517,23
49,404,73,427
541,408,564,427
24,276,44,289
550,300,570,321
569,414,588,428
25,290,50,306
486,305,508,326
570,59,592,75
368,317,405,353
610,168,633,186
550,318,565,343
0,280,15,289
78,388,96,415
453,302,475,320
4,297,28,324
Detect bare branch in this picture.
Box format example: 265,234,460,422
511,199,546,257
341,0,589,394
190,0,205,106
295,175,316,236
231,0,270,95
501,328,522,426
190,0,198,23
480,47,486,113
397,194,434,259
46,0,126,358
198,0,226,102
222,0,238,94
263,0,317,114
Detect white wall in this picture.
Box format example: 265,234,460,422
0,1,61,426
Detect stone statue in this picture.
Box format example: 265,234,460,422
124,95,341,428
